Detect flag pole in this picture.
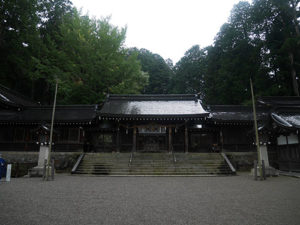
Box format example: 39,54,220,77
46,80,58,181
250,78,262,179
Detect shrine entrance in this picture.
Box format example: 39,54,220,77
137,126,167,152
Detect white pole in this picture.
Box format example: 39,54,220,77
6,164,11,182
250,78,262,178
46,80,58,181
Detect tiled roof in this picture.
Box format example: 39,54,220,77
0,105,97,124
257,96,300,106
207,105,268,122
99,94,209,118
0,84,38,108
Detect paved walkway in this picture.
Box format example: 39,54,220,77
0,173,300,225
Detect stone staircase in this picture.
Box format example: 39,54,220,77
73,152,234,176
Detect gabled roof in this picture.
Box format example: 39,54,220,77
99,94,209,120
271,112,300,129
257,96,300,129
0,84,38,109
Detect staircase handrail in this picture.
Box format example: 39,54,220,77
71,153,85,174
129,151,134,166
172,151,177,163
221,152,236,173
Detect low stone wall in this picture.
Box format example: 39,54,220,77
224,152,257,171
0,151,82,177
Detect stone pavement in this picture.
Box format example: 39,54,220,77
0,173,300,225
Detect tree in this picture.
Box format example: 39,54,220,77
0,1,148,104
251,0,300,96
171,45,207,96
203,1,263,104
133,48,173,94
0,0,42,96
33,10,148,104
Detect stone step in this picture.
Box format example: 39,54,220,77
76,168,231,171
74,153,234,176
74,172,231,176
76,168,232,173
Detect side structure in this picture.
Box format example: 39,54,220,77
258,97,300,172
0,85,98,173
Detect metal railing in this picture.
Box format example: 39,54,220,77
221,152,236,174
129,151,134,166
71,153,85,174
172,151,177,163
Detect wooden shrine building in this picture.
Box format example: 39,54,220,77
0,84,300,173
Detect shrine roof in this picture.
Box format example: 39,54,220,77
257,96,300,107
99,94,209,119
0,84,38,108
258,96,300,129
207,105,268,122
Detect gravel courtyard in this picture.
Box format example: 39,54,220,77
0,174,300,225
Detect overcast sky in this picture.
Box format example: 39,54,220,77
71,0,247,63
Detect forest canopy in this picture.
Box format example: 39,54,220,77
0,0,299,105
0,0,148,104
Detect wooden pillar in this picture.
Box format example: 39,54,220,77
132,127,137,152
168,127,173,153
286,135,290,171
298,130,300,157
116,125,120,153
220,129,224,152
185,123,189,153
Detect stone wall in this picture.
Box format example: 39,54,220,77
224,152,257,171
0,151,82,177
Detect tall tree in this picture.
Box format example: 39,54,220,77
203,1,264,104
0,1,148,104
171,45,207,96
251,0,300,96
0,0,42,96
33,10,148,104
133,48,172,94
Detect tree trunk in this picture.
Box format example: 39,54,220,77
291,0,300,36
289,52,299,96
31,79,35,99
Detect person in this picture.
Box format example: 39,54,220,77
0,154,6,180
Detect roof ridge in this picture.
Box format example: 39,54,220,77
107,94,198,101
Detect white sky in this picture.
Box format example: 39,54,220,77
72,0,246,63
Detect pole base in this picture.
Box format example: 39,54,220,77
251,166,278,177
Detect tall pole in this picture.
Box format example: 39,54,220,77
46,80,58,181
250,78,262,178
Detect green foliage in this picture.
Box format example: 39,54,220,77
0,0,147,104
132,48,172,94
171,0,300,104
1,0,299,105
171,45,207,96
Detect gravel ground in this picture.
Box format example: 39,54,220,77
0,173,300,225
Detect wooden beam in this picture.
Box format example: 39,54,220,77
220,129,224,152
